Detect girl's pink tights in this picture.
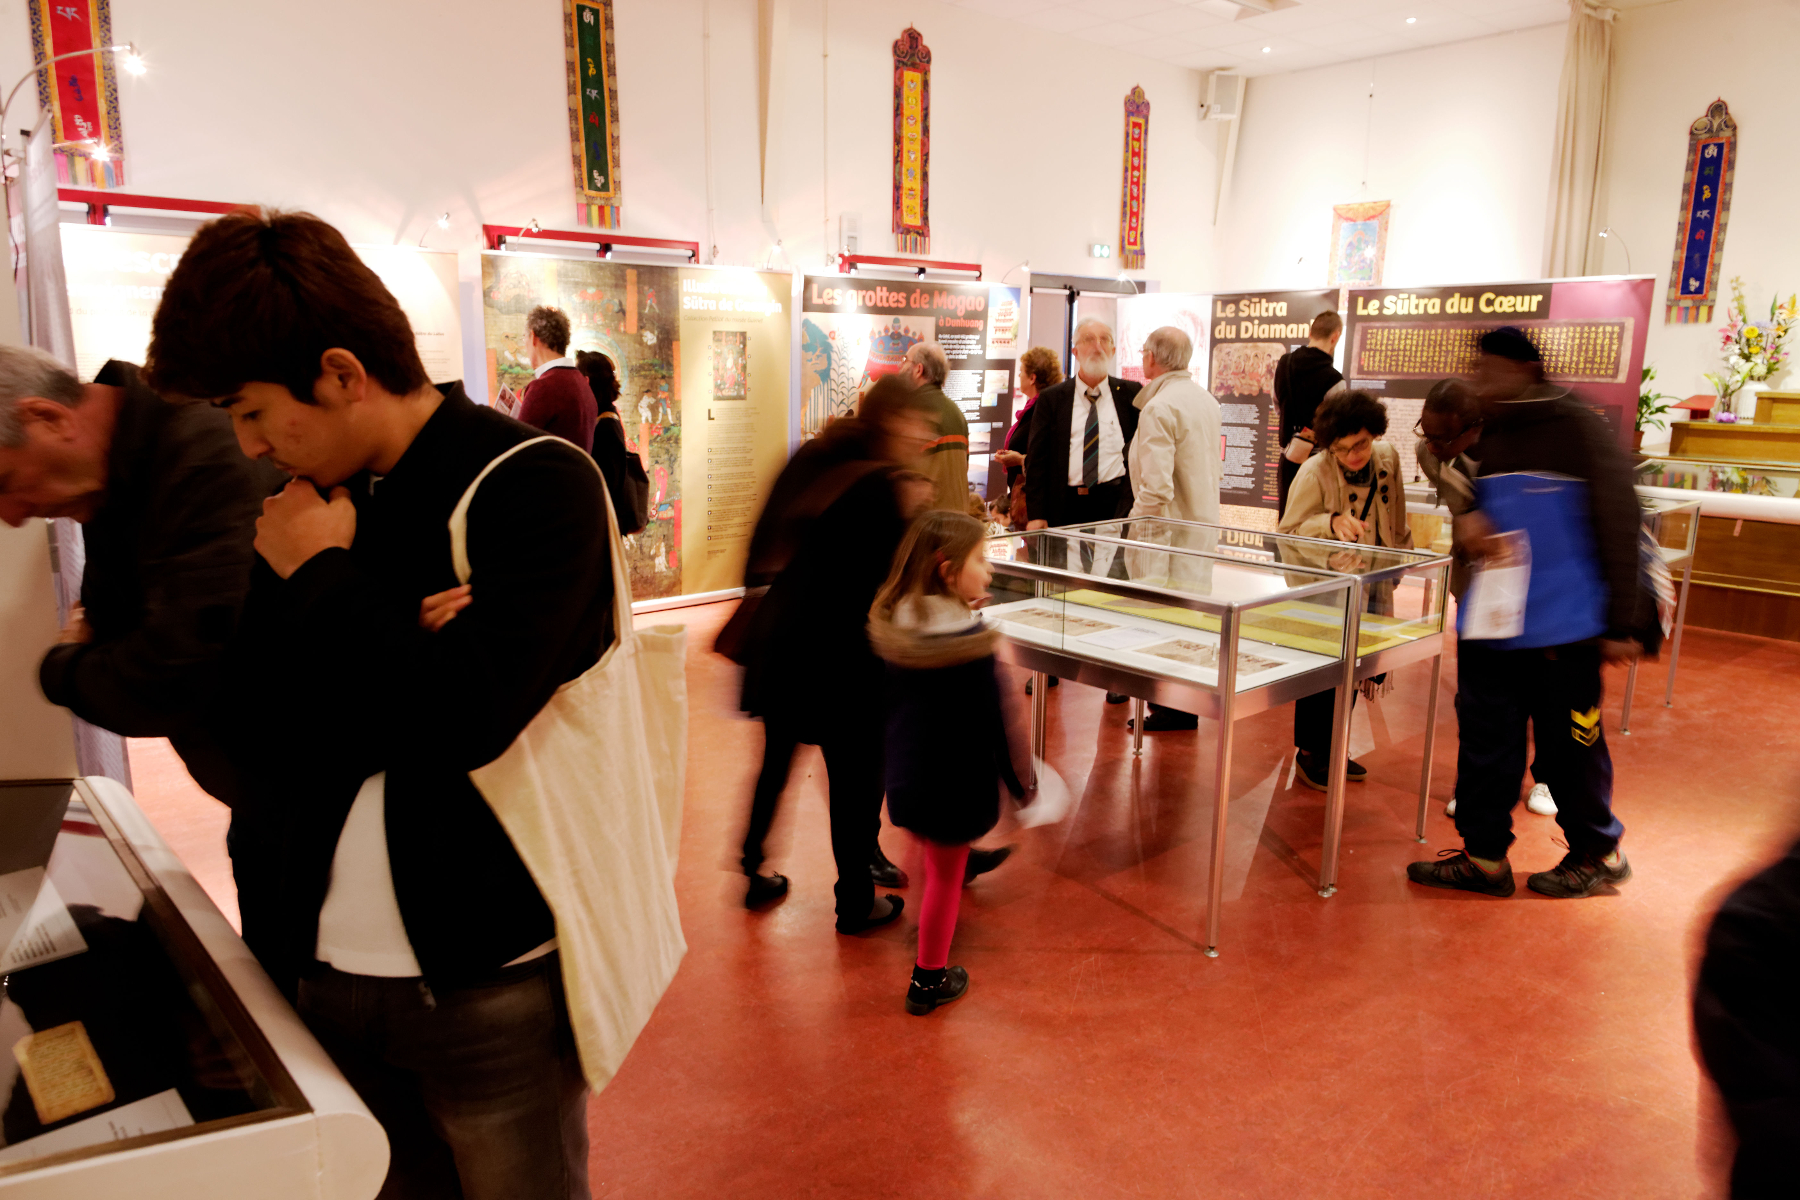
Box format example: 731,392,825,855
916,841,970,971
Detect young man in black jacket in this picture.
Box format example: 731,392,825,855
146,210,612,1200
1408,327,1639,901
0,347,279,804
1272,310,1344,515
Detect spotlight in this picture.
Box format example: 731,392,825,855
1262,46,1272,53
118,44,146,75
1406,16,1417,24
436,212,450,229
89,142,110,161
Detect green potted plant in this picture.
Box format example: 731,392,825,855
1636,365,1675,451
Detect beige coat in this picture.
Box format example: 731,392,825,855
1278,440,1412,552
1126,370,1223,524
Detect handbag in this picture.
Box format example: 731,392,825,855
595,411,651,535
449,435,688,1092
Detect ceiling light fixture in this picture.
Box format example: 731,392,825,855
436,212,451,229
1406,16,1417,24
89,142,110,161
1262,46,1272,53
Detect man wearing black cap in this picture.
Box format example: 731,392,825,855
1408,326,1642,900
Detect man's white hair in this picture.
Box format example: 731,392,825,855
1072,318,1115,350
1143,326,1193,373
0,345,83,447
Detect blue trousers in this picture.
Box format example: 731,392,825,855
1452,640,1624,861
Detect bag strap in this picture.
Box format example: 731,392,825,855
449,435,634,646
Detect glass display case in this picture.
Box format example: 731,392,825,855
0,778,308,1182
1621,492,1701,731
983,526,1358,956
1636,455,1800,499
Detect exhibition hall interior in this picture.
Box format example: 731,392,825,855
3,0,1799,1196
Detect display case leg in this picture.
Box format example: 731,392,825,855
1131,697,1146,756
1319,603,1362,898
1664,562,1694,708
1620,658,1638,734
1029,670,1048,786
1204,623,1240,958
1414,653,1442,844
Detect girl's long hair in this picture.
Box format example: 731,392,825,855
871,509,987,622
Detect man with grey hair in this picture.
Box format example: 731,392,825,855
1024,318,1141,530
901,340,967,513
0,346,278,803
1125,326,1223,732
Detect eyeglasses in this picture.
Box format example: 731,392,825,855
1413,418,1481,450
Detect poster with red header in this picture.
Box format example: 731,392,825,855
1343,276,1654,485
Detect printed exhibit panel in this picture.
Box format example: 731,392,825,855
1344,276,1653,485
1206,288,1339,514
60,227,463,386
1115,293,1210,384
801,276,1022,500
481,253,790,601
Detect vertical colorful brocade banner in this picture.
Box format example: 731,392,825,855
566,0,623,229
28,0,125,188
1119,87,1149,270
1665,99,1736,325
892,28,930,255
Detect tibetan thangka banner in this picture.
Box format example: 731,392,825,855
1328,201,1390,289
1119,87,1150,270
1666,100,1736,325
1207,289,1338,512
800,277,1021,498
1343,276,1654,480
28,0,124,188
567,0,623,229
892,28,931,254
483,255,791,600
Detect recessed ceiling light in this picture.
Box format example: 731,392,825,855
1262,45,1272,53
1406,15,1417,22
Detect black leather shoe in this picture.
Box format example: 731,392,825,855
1105,691,1130,705
906,964,970,1015
837,894,904,935
1129,706,1199,732
870,850,909,889
964,845,1013,886
744,872,788,909
1023,675,1060,696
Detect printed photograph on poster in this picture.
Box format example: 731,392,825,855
801,277,1022,498
1206,289,1339,512
1116,293,1210,384
1342,277,1654,484
711,330,747,400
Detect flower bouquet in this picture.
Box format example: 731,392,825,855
1704,277,1798,420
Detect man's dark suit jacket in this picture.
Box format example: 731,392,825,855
1023,375,1142,527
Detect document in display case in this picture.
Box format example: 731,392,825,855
983,527,1357,955
0,778,384,1200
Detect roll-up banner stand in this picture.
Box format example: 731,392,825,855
480,254,793,604
800,275,1023,501
1343,275,1655,487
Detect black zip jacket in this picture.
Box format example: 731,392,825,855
1467,384,1641,640
1274,346,1342,449
223,386,614,996
38,361,283,804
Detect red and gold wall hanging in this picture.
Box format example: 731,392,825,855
1665,99,1736,325
28,0,125,188
1118,86,1150,269
892,28,931,255
566,0,623,229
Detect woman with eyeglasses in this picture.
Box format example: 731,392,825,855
1277,389,1412,792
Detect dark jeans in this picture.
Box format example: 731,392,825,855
1452,640,1624,861
298,954,589,1200
740,717,882,921
1293,687,1356,758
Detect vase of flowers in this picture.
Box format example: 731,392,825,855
1705,277,1798,420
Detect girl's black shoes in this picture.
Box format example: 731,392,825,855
906,965,970,1015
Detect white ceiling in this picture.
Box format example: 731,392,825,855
939,0,1581,76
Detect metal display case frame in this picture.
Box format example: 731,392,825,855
985,528,1359,956
1621,492,1701,732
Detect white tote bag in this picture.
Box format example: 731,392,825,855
448,436,688,1091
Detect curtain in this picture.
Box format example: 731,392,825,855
1542,2,1617,278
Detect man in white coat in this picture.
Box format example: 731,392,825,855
1126,325,1223,731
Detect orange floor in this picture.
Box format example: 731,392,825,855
128,601,1800,1199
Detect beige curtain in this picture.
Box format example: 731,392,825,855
1542,3,1616,278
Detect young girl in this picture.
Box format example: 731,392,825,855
869,511,1026,1015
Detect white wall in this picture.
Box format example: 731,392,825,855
1,0,1221,290
1597,0,1800,403
1212,23,1566,293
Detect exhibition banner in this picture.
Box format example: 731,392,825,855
800,275,1021,498
1207,288,1339,511
59,226,463,389
482,255,791,601
1343,276,1653,483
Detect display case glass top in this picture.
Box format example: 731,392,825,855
0,780,306,1177
1637,455,1800,499
983,527,1356,695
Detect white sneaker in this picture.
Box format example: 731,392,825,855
1445,797,1457,817
1527,783,1557,816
